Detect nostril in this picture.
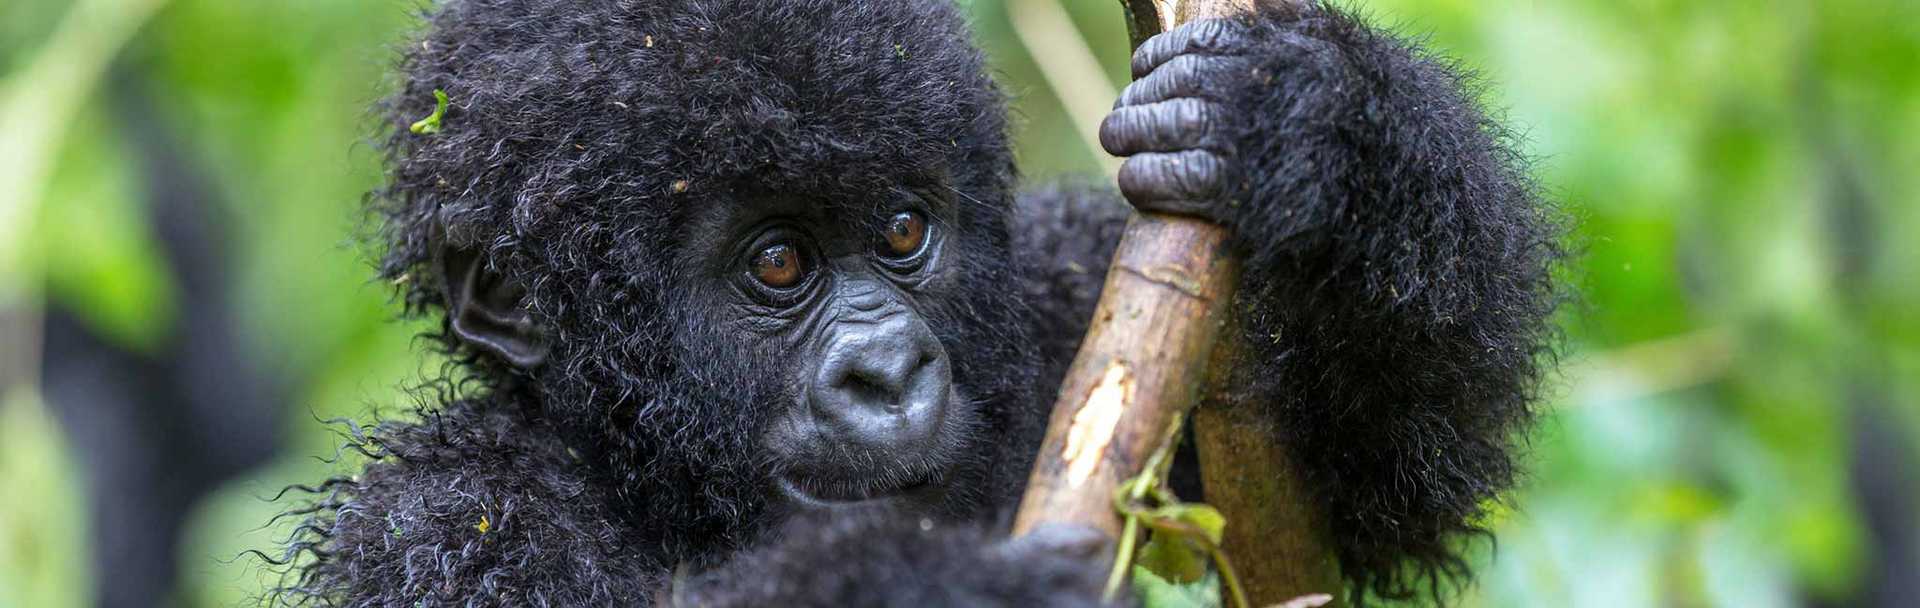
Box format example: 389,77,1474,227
840,366,904,410
826,347,942,419
807,336,951,453
810,320,951,448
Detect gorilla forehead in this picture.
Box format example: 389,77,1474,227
402,0,1010,199
372,0,1022,358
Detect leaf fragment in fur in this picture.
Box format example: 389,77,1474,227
410,89,448,135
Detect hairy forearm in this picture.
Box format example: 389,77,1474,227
1218,2,1564,601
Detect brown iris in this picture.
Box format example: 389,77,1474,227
751,243,805,288
880,211,927,258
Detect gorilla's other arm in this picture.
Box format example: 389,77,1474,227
1045,2,1563,600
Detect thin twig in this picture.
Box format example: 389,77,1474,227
1102,410,1188,600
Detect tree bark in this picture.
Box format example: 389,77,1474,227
1011,214,1238,540
1195,346,1344,605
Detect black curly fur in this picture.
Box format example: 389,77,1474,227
1213,6,1565,601
272,0,1563,605
678,514,1118,608
265,401,659,606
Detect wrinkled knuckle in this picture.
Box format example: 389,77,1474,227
1155,56,1206,95
1148,99,1224,152
1204,150,1236,178
1161,53,1205,78
1156,55,1244,105
1189,18,1249,51
1117,156,1169,198
1171,98,1213,130
1173,160,1211,195
1116,156,1148,188
1191,19,1232,48
1132,33,1176,77
1097,113,1130,155
1114,79,1145,108
1179,152,1230,196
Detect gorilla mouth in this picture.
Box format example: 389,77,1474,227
767,385,977,511
774,465,944,507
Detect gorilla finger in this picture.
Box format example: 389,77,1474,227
1131,18,1250,79
1117,150,1234,209
1100,98,1226,157
1116,54,1211,107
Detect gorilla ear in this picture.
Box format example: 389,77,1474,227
439,243,548,369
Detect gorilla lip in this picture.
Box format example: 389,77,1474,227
774,465,945,507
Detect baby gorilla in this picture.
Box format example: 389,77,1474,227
271,0,1562,606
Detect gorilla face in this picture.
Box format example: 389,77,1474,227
386,0,1031,559
681,181,985,519
437,172,1005,531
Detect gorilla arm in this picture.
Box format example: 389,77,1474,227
1087,2,1564,601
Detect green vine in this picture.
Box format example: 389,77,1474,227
1104,411,1251,608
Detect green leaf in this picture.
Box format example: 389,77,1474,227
1140,503,1226,545
409,89,448,134
1132,566,1221,608
1138,533,1209,583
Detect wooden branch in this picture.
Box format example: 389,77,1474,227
1195,351,1343,605
1012,214,1238,540
1015,0,1343,605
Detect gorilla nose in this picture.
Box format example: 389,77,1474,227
810,316,950,451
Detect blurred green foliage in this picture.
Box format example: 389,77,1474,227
2,0,1916,606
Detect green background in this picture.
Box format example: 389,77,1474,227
2,0,1916,606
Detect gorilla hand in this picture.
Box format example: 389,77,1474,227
1099,18,1255,223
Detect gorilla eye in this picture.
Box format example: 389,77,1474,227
879,211,928,258
751,243,806,288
